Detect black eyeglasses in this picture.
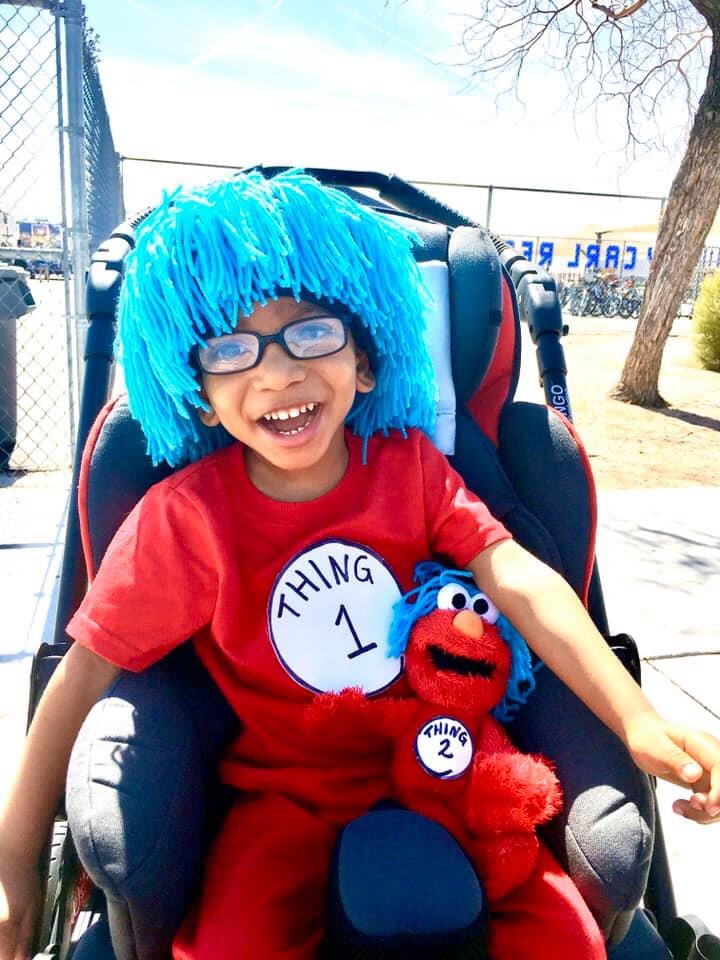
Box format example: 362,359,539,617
196,315,351,375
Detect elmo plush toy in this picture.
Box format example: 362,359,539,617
307,562,562,904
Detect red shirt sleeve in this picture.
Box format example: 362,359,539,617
66,482,218,672
419,433,511,567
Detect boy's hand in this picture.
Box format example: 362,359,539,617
0,855,40,960
625,712,720,824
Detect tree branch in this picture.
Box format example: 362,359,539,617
589,0,648,21
453,0,711,154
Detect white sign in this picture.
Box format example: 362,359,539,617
415,716,474,780
268,539,404,694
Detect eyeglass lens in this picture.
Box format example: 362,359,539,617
198,316,348,374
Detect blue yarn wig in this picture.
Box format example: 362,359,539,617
117,168,438,466
388,562,540,724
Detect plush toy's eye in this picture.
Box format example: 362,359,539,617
469,592,500,625
436,583,472,611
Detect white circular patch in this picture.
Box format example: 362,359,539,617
415,716,474,780
268,539,404,694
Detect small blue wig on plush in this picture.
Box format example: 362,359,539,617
388,562,541,724
117,168,437,466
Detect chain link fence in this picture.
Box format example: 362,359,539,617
1,1,70,471
690,246,720,301
0,1,122,473
123,157,720,300
83,27,123,261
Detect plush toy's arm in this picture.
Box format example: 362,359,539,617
467,749,562,834
304,688,418,741
474,715,516,755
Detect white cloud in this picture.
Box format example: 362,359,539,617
170,20,455,102
96,30,683,237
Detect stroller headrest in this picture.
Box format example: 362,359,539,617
419,260,455,454
399,218,507,445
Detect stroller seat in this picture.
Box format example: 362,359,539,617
31,169,698,960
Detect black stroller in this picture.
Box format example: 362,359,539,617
27,167,720,960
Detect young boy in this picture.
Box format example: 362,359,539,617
1,170,718,960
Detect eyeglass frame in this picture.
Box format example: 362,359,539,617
194,314,353,375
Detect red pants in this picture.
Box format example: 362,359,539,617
173,794,606,960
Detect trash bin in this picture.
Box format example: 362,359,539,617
0,265,36,469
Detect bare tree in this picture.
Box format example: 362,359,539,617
455,0,719,406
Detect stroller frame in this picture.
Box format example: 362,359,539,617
26,167,720,960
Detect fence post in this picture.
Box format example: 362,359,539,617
54,7,76,453
61,0,89,405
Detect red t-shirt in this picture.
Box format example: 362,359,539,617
68,429,510,821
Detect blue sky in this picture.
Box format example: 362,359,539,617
83,0,689,238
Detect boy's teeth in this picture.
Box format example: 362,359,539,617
262,402,317,422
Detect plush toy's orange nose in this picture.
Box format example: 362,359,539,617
452,609,485,639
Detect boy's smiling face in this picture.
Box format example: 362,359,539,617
198,297,375,500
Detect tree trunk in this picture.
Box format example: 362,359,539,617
611,32,720,406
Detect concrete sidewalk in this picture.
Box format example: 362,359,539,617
0,469,70,806
1,470,718,935
596,487,720,929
